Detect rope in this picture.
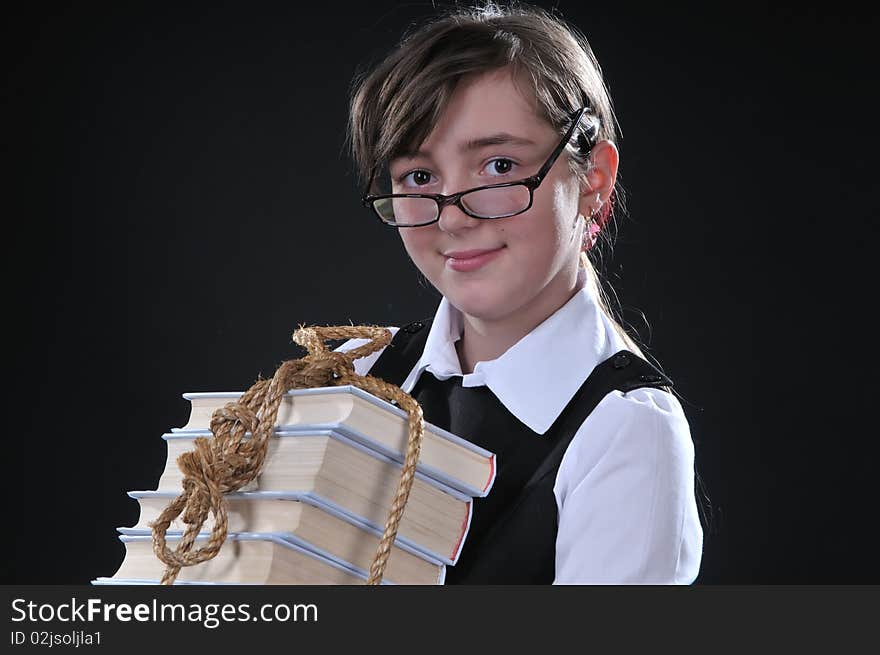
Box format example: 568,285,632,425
149,325,424,586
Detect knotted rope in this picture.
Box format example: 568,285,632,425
150,325,424,586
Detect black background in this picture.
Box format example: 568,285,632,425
4,1,877,584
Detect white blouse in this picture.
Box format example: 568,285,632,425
336,283,703,584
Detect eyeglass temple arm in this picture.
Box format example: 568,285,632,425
531,106,589,184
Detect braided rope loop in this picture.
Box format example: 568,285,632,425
150,325,424,585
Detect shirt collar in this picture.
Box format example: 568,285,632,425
400,275,628,435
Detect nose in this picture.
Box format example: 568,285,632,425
436,199,479,233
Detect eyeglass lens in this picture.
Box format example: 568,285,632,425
374,185,531,225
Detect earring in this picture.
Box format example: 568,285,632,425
582,209,601,251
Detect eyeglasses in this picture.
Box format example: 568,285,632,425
362,106,594,227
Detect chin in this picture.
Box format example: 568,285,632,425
443,286,513,321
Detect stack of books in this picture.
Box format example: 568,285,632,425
95,384,496,585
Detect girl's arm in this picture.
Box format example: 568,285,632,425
553,388,704,584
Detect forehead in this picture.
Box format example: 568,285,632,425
398,68,555,161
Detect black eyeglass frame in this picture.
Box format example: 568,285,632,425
361,106,592,227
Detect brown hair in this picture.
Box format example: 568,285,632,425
346,1,648,357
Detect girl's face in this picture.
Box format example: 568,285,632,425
391,68,590,326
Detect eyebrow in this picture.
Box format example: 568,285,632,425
397,133,538,161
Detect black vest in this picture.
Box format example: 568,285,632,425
368,318,673,584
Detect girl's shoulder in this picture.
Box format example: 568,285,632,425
555,385,695,497
600,385,687,423
590,385,692,452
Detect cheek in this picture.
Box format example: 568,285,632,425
505,184,575,251
398,228,438,264
552,176,581,222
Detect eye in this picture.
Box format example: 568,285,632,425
485,158,517,176
398,169,434,188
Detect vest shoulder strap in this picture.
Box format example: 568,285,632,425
367,318,434,386
527,349,672,489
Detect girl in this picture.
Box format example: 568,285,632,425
338,1,703,584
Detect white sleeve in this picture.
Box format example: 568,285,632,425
333,327,400,377
552,387,703,584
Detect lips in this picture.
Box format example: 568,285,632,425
443,248,504,259
443,246,505,272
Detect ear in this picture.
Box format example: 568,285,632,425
577,139,619,218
